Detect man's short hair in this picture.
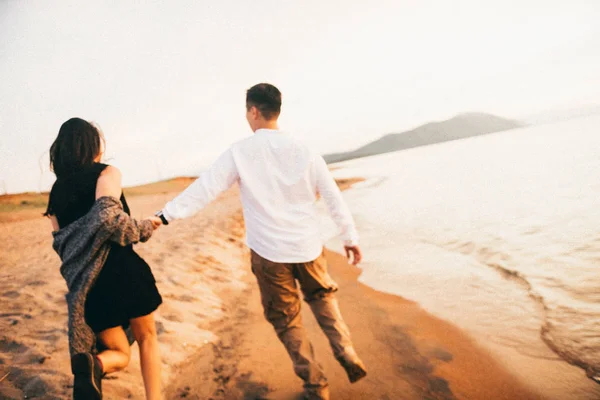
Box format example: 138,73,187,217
246,83,281,120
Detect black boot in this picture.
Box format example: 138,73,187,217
71,352,103,399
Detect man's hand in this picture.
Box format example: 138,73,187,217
147,216,162,230
344,245,362,265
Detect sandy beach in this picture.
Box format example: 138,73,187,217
164,248,545,400
0,179,552,399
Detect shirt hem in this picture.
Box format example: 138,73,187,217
248,244,323,264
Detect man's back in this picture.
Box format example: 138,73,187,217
162,82,358,265
232,129,323,263
162,129,358,264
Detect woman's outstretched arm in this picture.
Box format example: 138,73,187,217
96,165,161,244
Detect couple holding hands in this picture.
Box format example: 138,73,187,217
47,83,366,400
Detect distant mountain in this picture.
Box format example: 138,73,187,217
323,112,523,164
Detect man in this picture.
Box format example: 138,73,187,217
156,83,367,399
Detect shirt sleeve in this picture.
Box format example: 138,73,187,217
314,155,359,246
162,148,239,221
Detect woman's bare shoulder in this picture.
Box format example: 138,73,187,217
96,165,122,199
99,165,122,179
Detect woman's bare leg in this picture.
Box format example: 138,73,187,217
130,313,162,400
96,326,131,373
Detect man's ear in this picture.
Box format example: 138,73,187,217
251,106,260,120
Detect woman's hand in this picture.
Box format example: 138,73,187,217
147,216,162,230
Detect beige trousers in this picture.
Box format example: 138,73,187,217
250,249,355,398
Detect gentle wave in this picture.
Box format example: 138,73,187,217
432,238,600,381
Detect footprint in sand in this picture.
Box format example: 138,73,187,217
174,294,196,303
155,321,167,335
7,370,52,399
26,280,47,287
0,312,22,318
168,242,182,252
12,349,47,365
31,328,66,344
168,276,186,287
428,347,454,362
0,338,28,354
163,314,184,323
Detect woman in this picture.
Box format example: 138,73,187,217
45,117,163,400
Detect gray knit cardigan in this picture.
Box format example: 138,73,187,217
52,196,154,357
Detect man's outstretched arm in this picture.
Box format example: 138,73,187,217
314,155,362,264
160,148,239,222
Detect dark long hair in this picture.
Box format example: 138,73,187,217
49,118,104,178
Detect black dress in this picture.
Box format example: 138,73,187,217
46,163,162,332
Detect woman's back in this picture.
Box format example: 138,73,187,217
46,117,163,399
46,163,130,227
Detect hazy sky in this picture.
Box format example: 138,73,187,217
1,0,599,193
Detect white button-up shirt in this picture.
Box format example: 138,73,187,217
163,129,359,263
